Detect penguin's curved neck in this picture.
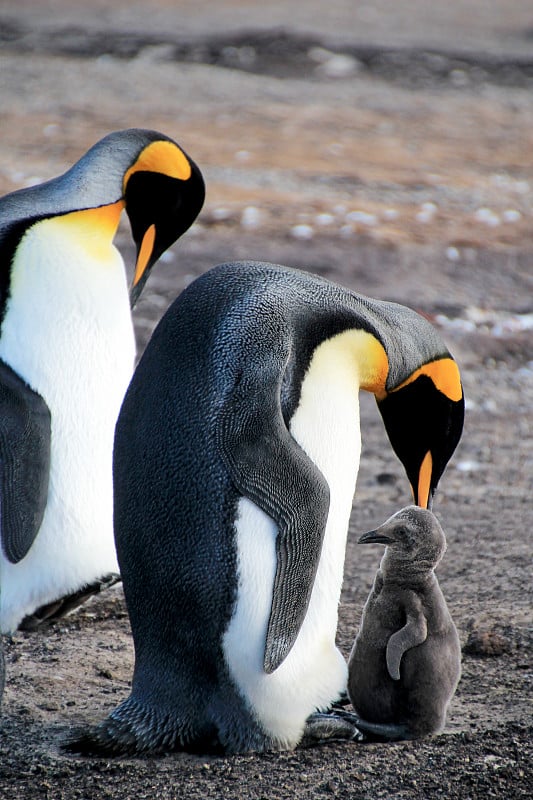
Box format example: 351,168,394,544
310,328,389,398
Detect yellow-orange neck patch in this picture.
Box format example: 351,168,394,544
123,140,191,190
46,200,125,259
309,329,390,399
390,357,463,402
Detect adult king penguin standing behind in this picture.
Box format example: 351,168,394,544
0,129,205,633
70,261,464,756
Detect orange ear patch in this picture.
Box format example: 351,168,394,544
123,141,192,190
390,358,463,402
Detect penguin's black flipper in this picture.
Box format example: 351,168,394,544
0,359,51,563
218,347,330,675
386,603,428,680
18,573,121,630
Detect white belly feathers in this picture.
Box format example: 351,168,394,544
223,333,363,747
0,217,135,632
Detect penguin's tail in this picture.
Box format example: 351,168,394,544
62,696,184,757
63,726,131,758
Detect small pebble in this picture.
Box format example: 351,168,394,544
382,208,399,221
502,209,521,223
474,208,500,227
211,207,232,221
290,224,314,240
514,180,530,194
446,246,460,262
416,202,438,224
43,123,59,137
240,206,262,230
315,54,360,79
455,460,481,472
339,224,354,238
490,173,510,188
345,210,377,226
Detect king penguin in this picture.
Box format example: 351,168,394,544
347,506,461,740
0,129,205,633
67,261,464,756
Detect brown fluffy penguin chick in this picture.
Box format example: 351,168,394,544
347,505,461,741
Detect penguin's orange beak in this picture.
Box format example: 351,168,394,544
131,224,156,300
414,451,433,510
129,224,158,308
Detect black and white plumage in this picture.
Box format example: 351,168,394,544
0,129,205,633
67,261,464,755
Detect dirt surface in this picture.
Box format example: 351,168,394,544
0,2,532,798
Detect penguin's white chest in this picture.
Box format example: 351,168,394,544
0,216,135,631
224,334,364,747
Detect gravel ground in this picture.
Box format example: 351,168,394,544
0,2,532,798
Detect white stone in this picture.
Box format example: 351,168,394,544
290,224,314,240
382,208,399,221
240,206,263,229
502,209,522,223
345,210,377,226
315,213,335,227
315,54,360,79
446,246,460,262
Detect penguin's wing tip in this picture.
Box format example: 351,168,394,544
263,638,291,674
263,503,329,674
0,359,51,563
385,607,428,679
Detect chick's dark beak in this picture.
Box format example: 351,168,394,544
358,530,394,545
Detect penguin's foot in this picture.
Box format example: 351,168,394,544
299,711,366,748
336,711,413,742
19,573,121,631
355,719,414,741
331,690,350,708
64,695,185,757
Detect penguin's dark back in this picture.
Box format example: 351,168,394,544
147,260,451,422
113,279,240,665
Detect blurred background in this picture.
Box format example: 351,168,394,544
1,1,532,346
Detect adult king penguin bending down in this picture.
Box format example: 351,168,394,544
69,261,464,755
0,129,205,633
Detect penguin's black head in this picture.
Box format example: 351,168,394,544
123,139,205,307
377,358,464,509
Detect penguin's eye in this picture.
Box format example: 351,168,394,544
395,526,416,548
